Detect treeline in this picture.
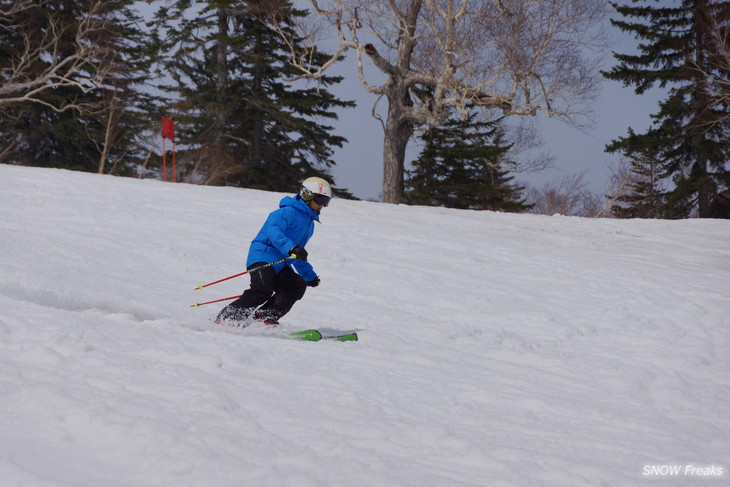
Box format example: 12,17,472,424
1,1,729,218
0,0,357,196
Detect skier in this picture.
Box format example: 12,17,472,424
216,177,332,327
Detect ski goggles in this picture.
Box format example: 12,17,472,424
312,193,331,207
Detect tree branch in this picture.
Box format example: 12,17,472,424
0,0,112,112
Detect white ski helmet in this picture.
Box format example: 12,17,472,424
300,177,333,206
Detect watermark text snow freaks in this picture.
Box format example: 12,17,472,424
642,465,724,477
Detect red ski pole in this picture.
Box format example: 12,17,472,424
190,295,241,308
194,270,249,291
194,256,293,291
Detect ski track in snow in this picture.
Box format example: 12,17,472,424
0,165,729,487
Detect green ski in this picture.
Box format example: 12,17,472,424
289,329,358,342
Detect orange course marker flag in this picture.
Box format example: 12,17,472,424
161,116,175,140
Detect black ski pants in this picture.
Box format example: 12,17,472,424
216,263,306,324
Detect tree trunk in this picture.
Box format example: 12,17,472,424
214,8,228,143
97,89,120,174
382,122,409,203
376,0,421,203
97,112,113,174
382,89,414,203
695,0,710,217
250,29,265,166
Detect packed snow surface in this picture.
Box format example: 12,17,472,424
1,164,729,487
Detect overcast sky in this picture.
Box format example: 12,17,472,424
322,15,666,202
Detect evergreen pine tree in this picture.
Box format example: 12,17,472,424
0,0,160,175
404,114,531,212
89,0,163,176
603,0,730,218
0,0,95,169
151,0,354,195
609,128,669,218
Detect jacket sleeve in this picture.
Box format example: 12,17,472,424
290,259,317,282
261,206,318,281
261,208,297,256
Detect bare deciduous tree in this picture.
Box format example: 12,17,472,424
267,0,607,202
595,156,635,218
526,171,600,216
0,0,112,114
598,152,671,219
93,83,125,174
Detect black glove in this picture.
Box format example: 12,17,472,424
289,246,308,261
306,277,320,287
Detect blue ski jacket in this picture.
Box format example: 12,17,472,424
246,195,319,282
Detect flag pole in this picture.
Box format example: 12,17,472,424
162,137,167,182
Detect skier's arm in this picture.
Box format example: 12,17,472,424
290,259,317,282
260,208,318,281
262,209,297,257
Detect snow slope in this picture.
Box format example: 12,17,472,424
0,164,728,487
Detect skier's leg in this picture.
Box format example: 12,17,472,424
254,266,306,323
216,264,276,324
